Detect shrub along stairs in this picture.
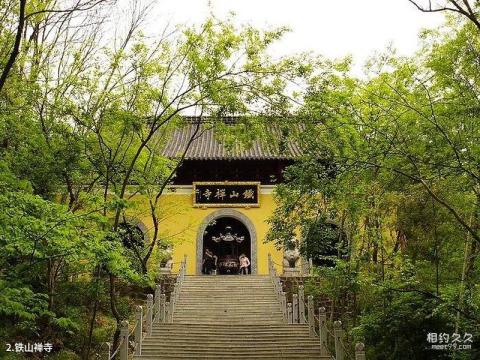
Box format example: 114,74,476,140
110,257,367,359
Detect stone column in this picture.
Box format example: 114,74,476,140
146,294,153,336
292,294,298,323
334,320,344,360
355,343,366,360
281,291,287,323
160,294,166,323
307,295,314,337
319,307,327,356
165,301,170,323
154,285,161,323
119,320,129,360
268,253,272,277
298,286,305,324
171,284,177,316
134,306,143,355
287,303,293,324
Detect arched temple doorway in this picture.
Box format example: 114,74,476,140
196,209,257,275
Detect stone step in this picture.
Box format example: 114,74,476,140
179,296,276,299
174,305,281,309
174,306,281,309
181,286,274,289
182,282,274,284
181,290,275,292
148,333,312,339
176,300,278,304
134,276,323,359
171,319,284,323
173,313,283,317
176,298,278,302
172,317,284,323
141,338,320,345
174,306,280,310
181,284,274,286
180,294,276,296
182,281,273,284
174,307,279,311
135,354,329,360
176,304,278,306
135,350,327,359
175,318,283,326
178,293,277,296
137,349,324,354
185,275,270,281
173,312,283,317
152,324,308,330
181,282,274,284
176,303,279,306
140,344,322,352
143,337,316,343
175,302,278,306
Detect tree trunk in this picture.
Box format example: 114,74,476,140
0,0,27,93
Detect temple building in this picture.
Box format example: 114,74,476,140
129,118,302,275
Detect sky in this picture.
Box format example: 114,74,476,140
142,0,445,74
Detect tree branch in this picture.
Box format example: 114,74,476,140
0,0,26,93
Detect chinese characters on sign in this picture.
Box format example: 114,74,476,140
193,182,260,207
6,342,53,353
427,332,473,350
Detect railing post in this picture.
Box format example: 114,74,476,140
355,342,366,360
268,253,272,277
309,258,313,275
160,293,166,323
146,294,153,336
119,320,129,360
298,285,305,324
334,320,344,360
307,295,314,337
287,302,293,324
319,307,328,355
182,256,186,281
272,269,277,292
277,278,282,301
170,284,177,322
165,301,170,323
292,294,298,323
280,291,287,322
169,297,174,322
154,285,161,322
134,306,143,355
175,277,180,302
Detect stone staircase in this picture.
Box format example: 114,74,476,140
134,275,329,359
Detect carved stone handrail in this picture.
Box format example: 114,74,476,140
267,254,366,360
109,255,187,359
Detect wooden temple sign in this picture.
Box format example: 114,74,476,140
193,182,260,207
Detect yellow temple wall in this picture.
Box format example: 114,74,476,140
127,187,283,275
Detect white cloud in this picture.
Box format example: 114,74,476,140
126,0,445,75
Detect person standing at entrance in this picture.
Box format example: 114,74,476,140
202,248,217,274
239,254,250,275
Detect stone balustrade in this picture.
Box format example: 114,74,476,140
268,253,367,360
108,255,187,360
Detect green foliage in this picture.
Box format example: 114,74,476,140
300,216,347,266
0,1,302,356
267,14,480,359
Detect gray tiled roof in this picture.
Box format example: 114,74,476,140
162,119,302,160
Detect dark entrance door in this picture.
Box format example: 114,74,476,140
202,217,251,275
